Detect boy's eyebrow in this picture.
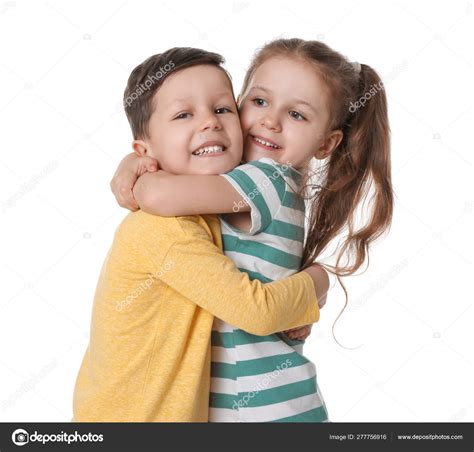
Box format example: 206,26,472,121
170,91,234,104
249,85,318,114
214,91,236,102
167,92,235,108
166,96,192,108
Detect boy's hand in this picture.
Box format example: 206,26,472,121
281,264,328,342
283,324,312,341
110,153,159,211
302,263,329,309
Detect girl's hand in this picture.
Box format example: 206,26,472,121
283,324,313,341
110,153,159,211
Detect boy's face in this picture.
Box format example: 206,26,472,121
134,65,243,175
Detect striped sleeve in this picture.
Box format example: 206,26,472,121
221,160,287,235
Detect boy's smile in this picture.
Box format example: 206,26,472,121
191,140,227,157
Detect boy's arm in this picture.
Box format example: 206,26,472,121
156,218,327,336
133,171,250,216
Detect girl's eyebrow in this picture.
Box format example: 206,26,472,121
294,98,319,114
249,85,318,114
249,85,271,93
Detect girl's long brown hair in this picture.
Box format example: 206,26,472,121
240,39,393,339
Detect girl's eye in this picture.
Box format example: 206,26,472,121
289,110,306,121
215,107,232,114
174,112,191,120
253,97,268,107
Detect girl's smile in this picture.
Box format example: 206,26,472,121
250,134,282,150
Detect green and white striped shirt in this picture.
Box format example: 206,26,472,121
209,158,328,422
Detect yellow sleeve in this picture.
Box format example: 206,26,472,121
158,219,320,336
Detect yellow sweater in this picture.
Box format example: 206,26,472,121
73,211,319,422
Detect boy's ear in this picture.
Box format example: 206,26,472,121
314,130,343,160
132,139,149,157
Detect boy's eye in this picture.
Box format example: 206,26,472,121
174,112,191,120
215,107,232,114
252,97,268,107
289,110,306,121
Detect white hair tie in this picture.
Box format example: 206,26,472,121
352,61,361,75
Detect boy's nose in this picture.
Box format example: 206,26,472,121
201,114,222,131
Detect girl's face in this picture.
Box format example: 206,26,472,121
239,56,342,171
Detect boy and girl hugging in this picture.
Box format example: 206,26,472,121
73,38,392,423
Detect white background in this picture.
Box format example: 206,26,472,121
0,0,473,422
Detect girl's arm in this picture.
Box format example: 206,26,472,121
133,159,289,228
133,170,250,216
110,153,159,211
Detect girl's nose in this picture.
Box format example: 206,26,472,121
260,113,282,132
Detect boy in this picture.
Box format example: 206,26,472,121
73,47,328,422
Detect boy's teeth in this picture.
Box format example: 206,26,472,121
254,137,279,148
193,145,224,156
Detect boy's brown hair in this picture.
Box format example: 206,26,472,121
123,47,233,139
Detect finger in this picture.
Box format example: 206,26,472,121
287,331,298,339
119,186,139,211
117,193,135,210
289,333,302,340
141,156,159,173
146,158,159,172
291,330,308,339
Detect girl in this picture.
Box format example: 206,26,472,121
111,38,393,422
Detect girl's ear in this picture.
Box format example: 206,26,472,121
132,140,149,157
314,130,343,160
